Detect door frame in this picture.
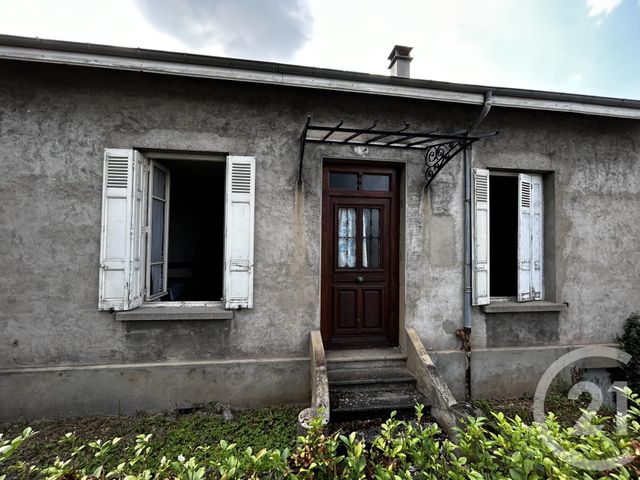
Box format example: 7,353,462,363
320,160,401,349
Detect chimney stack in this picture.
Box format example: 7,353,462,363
388,45,413,78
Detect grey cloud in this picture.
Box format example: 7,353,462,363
135,0,312,60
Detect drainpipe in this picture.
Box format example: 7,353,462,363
458,90,493,401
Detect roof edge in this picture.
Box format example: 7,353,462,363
0,34,639,119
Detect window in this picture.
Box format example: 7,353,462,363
472,168,544,305
98,149,255,311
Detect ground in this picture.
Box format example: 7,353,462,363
0,393,615,475
1,404,301,474
472,393,615,429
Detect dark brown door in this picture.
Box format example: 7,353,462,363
321,162,400,349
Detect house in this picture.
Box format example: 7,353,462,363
0,35,639,421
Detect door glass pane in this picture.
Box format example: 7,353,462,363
149,165,167,297
362,174,390,191
150,264,163,296
151,198,165,263
337,207,356,268
330,173,358,190
362,208,381,268
153,169,167,198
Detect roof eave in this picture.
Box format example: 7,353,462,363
0,35,639,120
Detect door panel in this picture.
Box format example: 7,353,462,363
362,288,383,329
321,163,400,349
335,287,358,330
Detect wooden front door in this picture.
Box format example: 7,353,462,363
321,162,400,349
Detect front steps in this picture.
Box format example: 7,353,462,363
326,348,429,419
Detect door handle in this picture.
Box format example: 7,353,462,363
355,276,364,283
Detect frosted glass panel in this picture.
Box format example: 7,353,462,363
362,174,389,191
362,208,381,268
338,208,356,268
330,173,358,190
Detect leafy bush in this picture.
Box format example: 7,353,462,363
3,391,640,479
1,406,300,473
619,312,640,392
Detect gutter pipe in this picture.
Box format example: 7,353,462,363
459,90,493,400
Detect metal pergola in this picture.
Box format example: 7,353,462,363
298,116,497,187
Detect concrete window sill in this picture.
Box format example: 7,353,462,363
482,301,568,314
115,306,234,321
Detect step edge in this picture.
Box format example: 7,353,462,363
326,355,407,363
329,377,417,386
330,395,429,405
331,403,430,413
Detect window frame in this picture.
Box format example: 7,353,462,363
145,159,171,302
98,149,255,313
141,151,226,306
472,168,547,305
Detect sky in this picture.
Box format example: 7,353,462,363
1,0,639,99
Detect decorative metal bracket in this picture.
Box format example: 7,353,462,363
297,116,497,187
424,138,476,188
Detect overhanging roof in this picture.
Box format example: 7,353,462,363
1,34,639,120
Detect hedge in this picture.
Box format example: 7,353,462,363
2,389,640,479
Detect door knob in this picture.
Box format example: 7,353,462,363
356,276,364,283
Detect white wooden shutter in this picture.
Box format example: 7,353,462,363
518,173,533,301
472,168,490,306
224,156,256,309
99,149,145,311
530,175,544,300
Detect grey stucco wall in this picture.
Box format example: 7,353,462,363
472,109,640,348
0,60,639,418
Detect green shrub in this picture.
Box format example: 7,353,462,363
0,427,35,480
3,392,640,479
619,312,640,392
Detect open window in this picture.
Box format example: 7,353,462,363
98,149,255,311
472,169,544,305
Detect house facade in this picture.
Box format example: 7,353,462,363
1,36,639,420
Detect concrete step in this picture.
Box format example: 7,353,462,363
330,387,429,416
326,348,407,371
328,367,417,391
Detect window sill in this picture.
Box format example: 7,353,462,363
482,301,568,314
115,306,234,321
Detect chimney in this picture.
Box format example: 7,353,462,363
388,45,413,78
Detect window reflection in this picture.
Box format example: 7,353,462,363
362,208,381,268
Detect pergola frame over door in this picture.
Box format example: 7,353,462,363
297,116,497,187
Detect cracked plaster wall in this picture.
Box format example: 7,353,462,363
0,60,639,373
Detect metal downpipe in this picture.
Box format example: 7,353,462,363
458,90,493,401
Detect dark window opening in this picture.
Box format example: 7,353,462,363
489,175,518,297
157,158,226,301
